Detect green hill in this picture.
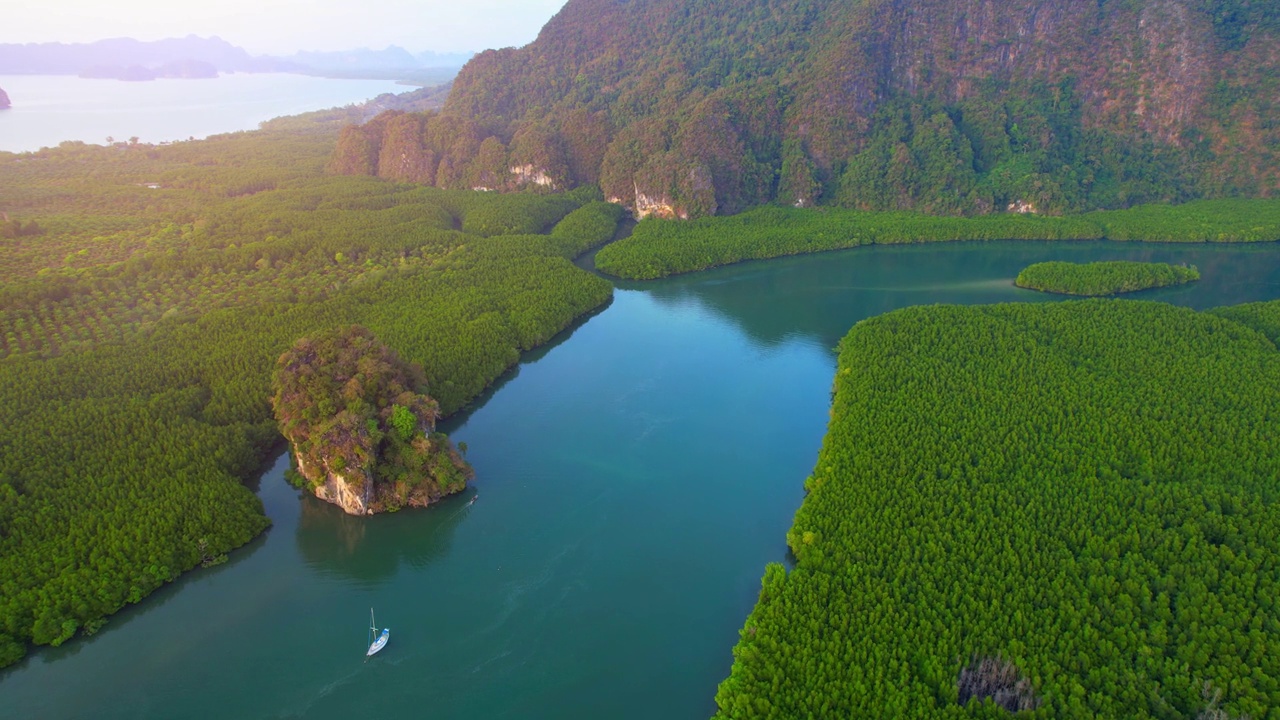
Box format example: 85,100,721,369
333,0,1279,219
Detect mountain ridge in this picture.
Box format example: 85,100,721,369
334,0,1280,218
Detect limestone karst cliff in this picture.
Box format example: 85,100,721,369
271,325,472,515
334,0,1279,219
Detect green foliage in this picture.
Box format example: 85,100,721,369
0,120,620,667
595,199,1280,279
0,218,44,239
1210,299,1280,345
546,200,626,257
459,192,580,237
1088,198,1280,242
1196,0,1280,50
271,325,471,507
715,300,1280,719
1016,261,1200,296
390,405,417,441
595,205,1103,280
365,0,1280,218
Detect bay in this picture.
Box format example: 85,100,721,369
2,240,1279,719
0,74,406,153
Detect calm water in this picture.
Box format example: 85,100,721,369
3,241,1280,719
0,74,406,153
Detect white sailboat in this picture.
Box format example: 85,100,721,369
366,608,389,658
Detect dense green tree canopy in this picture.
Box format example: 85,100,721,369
594,199,1280,280
0,125,621,668
1015,261,1200,296
715,300,1280,719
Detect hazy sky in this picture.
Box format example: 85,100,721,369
3,0,569,55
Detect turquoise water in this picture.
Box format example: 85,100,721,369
2,240,1279,719
0,74,406,152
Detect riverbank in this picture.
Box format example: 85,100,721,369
595,199,1280,280
9,239,1280,718
0,129,620,668
714,298,1280,718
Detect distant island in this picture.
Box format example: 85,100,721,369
1015,260,1200,296
271,325,473,515
80,59,218,81
0,36,471,83
0,87,9,109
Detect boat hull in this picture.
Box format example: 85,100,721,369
367,629,389,657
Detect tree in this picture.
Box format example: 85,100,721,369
271,325,473,514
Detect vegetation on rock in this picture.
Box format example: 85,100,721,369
714,300,1280,719
272,325,471,513
332,0,1280,219
1016,261,1200,296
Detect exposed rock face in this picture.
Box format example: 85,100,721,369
297,454,372,515
634,190,686,221
272,326,473,517
508,164,557,189
413,0,1280,217
288,414,470,516
0,87,9,109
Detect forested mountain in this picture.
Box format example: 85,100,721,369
334,0,1279,218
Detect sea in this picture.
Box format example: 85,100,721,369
0,73,407,153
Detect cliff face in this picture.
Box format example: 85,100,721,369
272,326,473,517
292,432,465,516
343,0,1277,218
297,453,373,515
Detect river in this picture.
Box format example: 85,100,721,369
2,240,1279,718
0,74,407,153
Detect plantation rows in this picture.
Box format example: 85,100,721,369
595,199,1280,279
0,175,607,360
715,300,1280,719
0,138,620,667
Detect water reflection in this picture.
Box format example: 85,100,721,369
641,241,1280,349
8,239,1280,720
441,295,614,433
296,488,477,585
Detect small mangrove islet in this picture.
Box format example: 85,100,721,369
271,324,473,515
1015,260,1200,296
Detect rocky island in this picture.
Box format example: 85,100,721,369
0,87,10,109
271,325,472,515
